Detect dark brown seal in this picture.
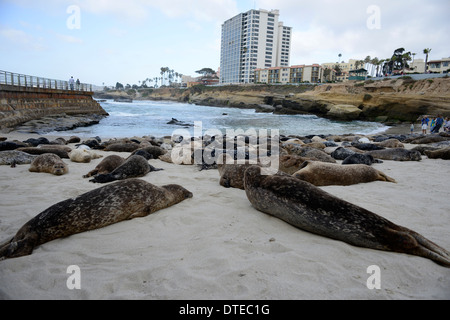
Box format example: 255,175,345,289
244,165,450,267
89,155,163,183
83,155,126,178
0,179,193,259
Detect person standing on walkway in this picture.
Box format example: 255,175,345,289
76,78,80,90
69,76,75,90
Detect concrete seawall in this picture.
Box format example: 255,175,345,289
0,84,109,130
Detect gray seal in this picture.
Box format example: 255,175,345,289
0,150,37,165
365,148,422,161
244,166,450,267
89,155,163,183
0,179,193,259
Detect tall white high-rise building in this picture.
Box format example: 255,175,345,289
220,9,292,84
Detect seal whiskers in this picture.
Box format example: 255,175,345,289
244,165,450,267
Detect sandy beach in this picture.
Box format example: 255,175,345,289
0,130,449,300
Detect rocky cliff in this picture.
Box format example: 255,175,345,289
123,77,449,123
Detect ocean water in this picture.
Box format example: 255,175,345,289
55,99,389,139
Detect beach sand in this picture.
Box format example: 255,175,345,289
0,131,449,300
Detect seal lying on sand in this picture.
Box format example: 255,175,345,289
0,150,37,165
83,155,125,178
293,161,396,186
89,155,163,183
0,179,193,259
366,148,421,161
244,166,450,267
424,147,450,160
29,153,68,176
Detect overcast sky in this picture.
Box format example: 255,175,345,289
1,0,449,86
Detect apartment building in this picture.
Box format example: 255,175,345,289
220,9,292,84
427,58,450,73
254,64,324,84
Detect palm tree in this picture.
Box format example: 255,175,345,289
423,48,432,73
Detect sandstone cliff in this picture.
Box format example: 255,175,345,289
126,77,450,123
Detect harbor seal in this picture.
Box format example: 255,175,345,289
424,147,450,160
244,165,450,267
0,179,193,259
293,161,396,186
17,147,70,159
342,153,380,165
365,148,421,161
0,150,37,165
218,163,253,189
29,153,68,176
89,155,163,183
83,155,125,178
68,148,102,163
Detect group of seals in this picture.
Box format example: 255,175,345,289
0,179,193,259
244,165,450,267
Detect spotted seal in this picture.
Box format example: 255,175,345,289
89,155,163,183
0,179,193,259
244,165,450,267
293,161,395,186
29,153,68,176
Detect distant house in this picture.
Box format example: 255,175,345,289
348,68,367,81
427,58,450,73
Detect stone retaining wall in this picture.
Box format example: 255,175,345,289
0,85,108,129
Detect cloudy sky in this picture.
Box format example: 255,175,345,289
1,0,448,86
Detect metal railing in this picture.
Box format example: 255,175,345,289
0,70,93,92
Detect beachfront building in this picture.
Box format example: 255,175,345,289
427,58,450,73
220,9,292,84
254,64,324,84
406,58,426,74
321,59,359,82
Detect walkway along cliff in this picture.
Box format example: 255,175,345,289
0,71,108,132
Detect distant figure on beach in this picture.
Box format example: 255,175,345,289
76,78,80,90
410,122,414,134
69,76,75,90
421,116,429,134
444,117,450,132
430,117,436,133
431,114,444,133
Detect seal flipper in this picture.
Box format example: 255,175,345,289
0,234,37,260
149,164,164,172
89,174,116,183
